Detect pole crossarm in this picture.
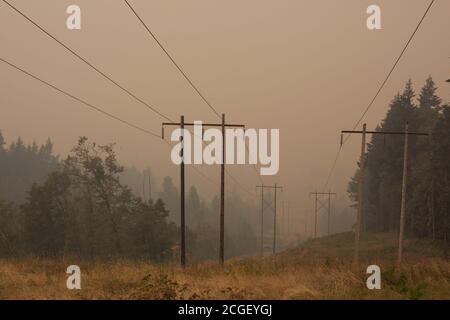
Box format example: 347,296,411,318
162,122,245,128
341,123,428,265
310,192,336,195
342,130,428,136
258,185,283,190
309,192,336,238
162,122,245,139
163,115,245,266
256,184,283,255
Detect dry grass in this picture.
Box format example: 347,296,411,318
0,233,449,300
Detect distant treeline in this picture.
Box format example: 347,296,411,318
0,135,257,260
348,77,450,243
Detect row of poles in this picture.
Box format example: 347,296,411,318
162,114,246,267
307,122,428,268
345,122,428,267
162,117,426,268
256,184,283,257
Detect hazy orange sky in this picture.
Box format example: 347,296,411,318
1,0,449,230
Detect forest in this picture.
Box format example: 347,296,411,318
348,77,449,243
0,135,259,261
0,77,448,262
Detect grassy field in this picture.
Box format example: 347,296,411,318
0,232,449,300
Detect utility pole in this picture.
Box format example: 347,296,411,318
257,184,283,255
304,211,308,236
286,202,290,238
327,193,331,236
356,123,366,265
314,193,318,238
256,184,265,257
142,176,146,202
398,123,408,267
163,115,245,266
273,184,281,254
282,201,285,238
342,123,428,265
180,116,186,268
309,192,336,238
162,116,186,268
148,173,152,201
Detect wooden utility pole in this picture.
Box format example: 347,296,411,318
219,114,226,265
148,173,152,201
309,191,336,238
314,193,318,238
162,116,187,267
180,116,186,268
327,194,331,236
282,201,285,237
355,123,367,265
257,184,265,257
257,184,283,255
286,202,290,238
398,123,409,267
342,123,428,265
163,115,245,266
273,184,278,254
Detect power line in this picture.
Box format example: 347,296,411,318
0,56,161,138
123,0,221,119
347,0,436,139
323,0,436,189
124,0,261,189
3,0,263,200
123,0,268,191
323,145,342,189
225,169,257,198
2,0,173,122
2,55,254,202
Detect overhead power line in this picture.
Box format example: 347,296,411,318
2,0,173,122
347,0,436,138
3,0,263,200
123,0,265,194
323,0,436,189
0,56,250,199
123,0,221,119
0,57,160,138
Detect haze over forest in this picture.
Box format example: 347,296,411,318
1,0,449,239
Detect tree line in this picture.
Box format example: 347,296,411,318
0,135,258,260
348,77,449,243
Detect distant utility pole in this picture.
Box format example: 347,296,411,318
162,115,186,268
285,201,290,238
256,184,283,255
256,185,265,257
282,201,286,238
163,114,245,266
342,123,428,266
148,173,152,201
309,192,336,238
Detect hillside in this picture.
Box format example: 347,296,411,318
278,232,449,265
0,232,448,300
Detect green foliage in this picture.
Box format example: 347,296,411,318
0,200,22,256
382,268,427,300
0,133,259,261
348,77,450,241
0,133,58,204
19,137,177,259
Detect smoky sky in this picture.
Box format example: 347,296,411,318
1,0,449,228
